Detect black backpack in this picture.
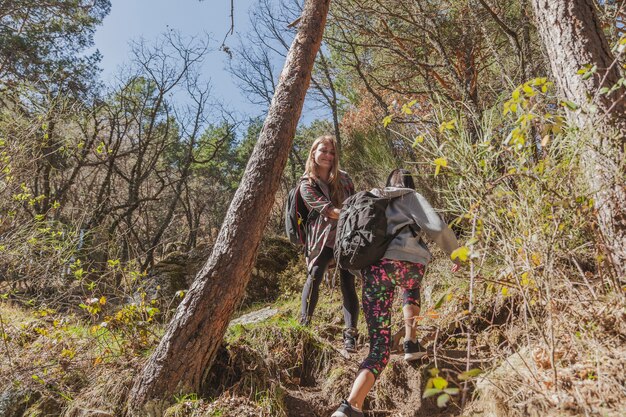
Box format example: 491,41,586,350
334,191,409,270
284,182,319,246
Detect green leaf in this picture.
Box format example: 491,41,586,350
444,388,460,395
458,368,483,380
437,393,451,407
423,388,441,398
433,293,446,309
561,100,580,110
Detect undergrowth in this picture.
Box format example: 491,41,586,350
1,77,624,416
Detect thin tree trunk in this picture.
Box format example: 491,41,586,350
530,0,626,278
127,0,331,415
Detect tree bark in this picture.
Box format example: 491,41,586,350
126,0,331,415
530,0,626,278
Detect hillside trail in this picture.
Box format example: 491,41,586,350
228,299,472,416
281,331,467,417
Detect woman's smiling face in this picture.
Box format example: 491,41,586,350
314,140,335,170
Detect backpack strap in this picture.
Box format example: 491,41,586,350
297,179,324,257
407,223,420,238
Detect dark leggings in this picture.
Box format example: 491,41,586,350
300,246,359,328
360,258,425,378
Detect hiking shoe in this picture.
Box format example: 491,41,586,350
343,327,358,353
403,339,426,361
331,399,364,417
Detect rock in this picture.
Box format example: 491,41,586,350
65,407,114,417
0,389,40,417
229,307,279,327
243,235,300,306
131,244,212,305
462,348,532,417
136,235,300,308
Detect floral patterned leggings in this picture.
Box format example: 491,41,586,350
359,258,425,378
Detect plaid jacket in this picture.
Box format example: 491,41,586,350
299,170,355,268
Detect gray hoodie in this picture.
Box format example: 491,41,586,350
371,187,460,266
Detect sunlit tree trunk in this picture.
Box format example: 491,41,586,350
530,0,626,278
127,0,331,415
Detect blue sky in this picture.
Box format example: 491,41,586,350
94,0,263,118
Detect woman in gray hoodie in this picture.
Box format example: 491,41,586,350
332,168,461,417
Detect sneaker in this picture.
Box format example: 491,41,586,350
403,339,426,361
332,399,364,417
343,327,358,353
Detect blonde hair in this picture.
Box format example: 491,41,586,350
304,135,344,207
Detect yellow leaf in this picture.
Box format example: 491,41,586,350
433,157,448,177
438,120,455,133
413,135,425,147
521,272,530,286
451,246,469,262
432,376,448,390
382,115,392,127
401,100,417,115
99,296,106,305
531,253,541,266
426,310,440,319
436,159,447,167
530,252,541,266
501,286,509,297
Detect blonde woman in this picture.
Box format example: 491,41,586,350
299,135,359,352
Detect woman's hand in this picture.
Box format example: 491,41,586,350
328,207,341,220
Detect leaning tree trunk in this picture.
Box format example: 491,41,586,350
127,0,331,415
530,0,626,278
